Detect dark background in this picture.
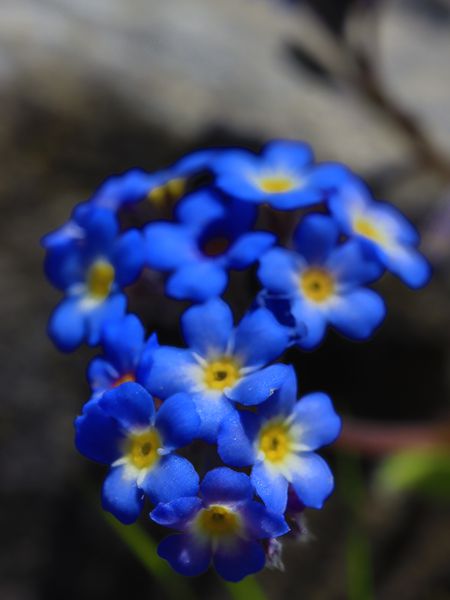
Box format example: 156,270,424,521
1,1,450,599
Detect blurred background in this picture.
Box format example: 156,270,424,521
1,0,450,598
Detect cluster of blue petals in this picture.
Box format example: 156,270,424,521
42,139,430,581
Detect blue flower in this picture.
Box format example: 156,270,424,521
145,189,276,301
75,382,200,524
328,177,431,288
217,367,341,512
210,140,351,210
87,315,159,400
258,214,386,349
43,203,145,351
151,467,289,581
92,149,218,211
145,298,290,442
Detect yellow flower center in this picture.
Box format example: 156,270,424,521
257,175,296,194
87,260,115,300
125,428,161,470
196,505,241,538
259,421,292,464
148,178,186,206
113,373,136,388
300,268,335,303
353,217,386,244
203,357,240,391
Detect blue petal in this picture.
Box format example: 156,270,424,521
99,382,155,430
257,247,303,294
290,452,334,509
77,205,119,253
327,288,386,340
150,497,202,528
44,243,84,290
258,364,298,419
145,222,198,271
326,240,384,287
101,314,145,374
112,229,145,286
214,540,265,582
383,245,431,289
201,467,253,505
217,410,259,467
265,187,323,211
192,392,237,443
167,262,228,301
175,189,226,228
292,392,342,451
85,293,128,347
173,148,218,175
87,357,118,395
226,232,276,270
240,500,290,539
293,214,339,264
48,297,86,352
263,139,313,170
102,465,144,524
233,308,289,367
141,454,199,504
227,364,292,407
92,169,153,210
136,332,160,387
158,534,211,577
328,177,372,232
144,347,198,398
181,298,233,357
306,162,353,194
74,401,123,464
155,393,201,450
251,462,288,513
291,299,327,350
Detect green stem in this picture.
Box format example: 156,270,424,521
224,575,268,600
103,512,196,600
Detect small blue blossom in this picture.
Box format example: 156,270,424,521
43,203,145,351
145,189,276,301
151,467,289,581
87,314,158,401
92,149,218,211
217,367,341,513
145,298,290,442
75,382,200,524
328,177,431,288
210,140,351,210
258,214,386,349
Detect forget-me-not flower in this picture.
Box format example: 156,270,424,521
258,214,386,349
151,467,289,581
145,298,290,442
75,382,200,524
217,367,341,512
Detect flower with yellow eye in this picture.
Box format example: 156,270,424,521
258,214,385,349
145,298,290,442
329,177,431,289
42,204,145,351
218,367,341,513
210,140,350,210
87,314,159,401
151,467,289,582
75,382,200,524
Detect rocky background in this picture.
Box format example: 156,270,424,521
1,1,450,599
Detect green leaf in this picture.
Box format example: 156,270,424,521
375,449,450,498
224,576,267,600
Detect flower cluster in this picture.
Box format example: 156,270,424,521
42,140,430,581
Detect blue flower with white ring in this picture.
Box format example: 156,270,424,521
210,140,351,210
75,382,200,524
151,467,289,582
217,367,341,513
144,298,290,442
328,177,431,288
258,213,386,349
